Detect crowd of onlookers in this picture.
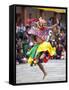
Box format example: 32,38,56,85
16,16,66,64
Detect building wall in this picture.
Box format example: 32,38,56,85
16,6,66,26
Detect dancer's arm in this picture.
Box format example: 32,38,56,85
47,18,59,29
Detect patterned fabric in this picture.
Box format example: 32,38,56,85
28,28,48,40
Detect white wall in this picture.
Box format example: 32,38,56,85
0,0,69,90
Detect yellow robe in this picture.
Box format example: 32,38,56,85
28,41,56,64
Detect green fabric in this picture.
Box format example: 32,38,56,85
22,42,29,56
27,44,39,58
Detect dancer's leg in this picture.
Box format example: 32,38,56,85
37,63,47,79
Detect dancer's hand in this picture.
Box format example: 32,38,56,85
56,18,59,25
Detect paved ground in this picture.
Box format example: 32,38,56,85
16,60,66,84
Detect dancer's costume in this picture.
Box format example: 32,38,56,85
27,18,56,65
27,42,56,64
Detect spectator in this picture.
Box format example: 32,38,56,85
56,43,63,59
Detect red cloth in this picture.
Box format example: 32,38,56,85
27,18,39,25
33,58,37,61
39,26,48,31
43,57,48,63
